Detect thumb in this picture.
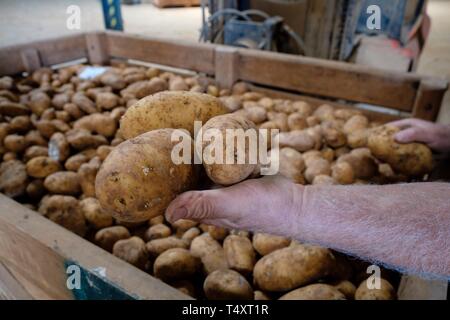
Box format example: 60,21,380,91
165,189,225,223
394,127,422,144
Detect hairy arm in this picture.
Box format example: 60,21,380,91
166,177,450,279
298,182,450,279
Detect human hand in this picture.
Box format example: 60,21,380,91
165,175,303,237
389,118,450,153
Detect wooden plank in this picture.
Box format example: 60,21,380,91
0,194,191,300
249,84,403,123
106,31,215,74
237,49,421,111
20,48,42,73
214,46,239,89
0,262,33,300
398,275,448,300
412,78,448,121
0,34,87,75
85,32,109,66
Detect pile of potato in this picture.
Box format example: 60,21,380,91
0,63,433,300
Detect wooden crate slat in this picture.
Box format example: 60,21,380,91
0,194,191,300
106,31,215,74
237,49,421,111
412,78,448,121
0,34,87,75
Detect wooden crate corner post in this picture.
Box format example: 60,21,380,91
214,46,239,89
412,78,448,121
85,32,110,66
20,48,42,74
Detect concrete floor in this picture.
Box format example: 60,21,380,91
0,0,449,122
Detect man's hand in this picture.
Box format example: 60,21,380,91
165,176,303,237
389,118,450,153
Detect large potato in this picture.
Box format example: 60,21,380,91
200,114,257,185
252,233,291,256
367,125,433,176
253,244,335,292
355,278,396,300
95,129,198,222
279,284,346,300
119,91,228,139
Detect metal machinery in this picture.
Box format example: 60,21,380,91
199,0,306,55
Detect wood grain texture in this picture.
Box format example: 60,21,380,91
238,49,421,111
106,31,215,74
20,48,42,73
412,78,448,121
0,194,191,300
214,45,239,89
85,32,109,66
0,34,87,75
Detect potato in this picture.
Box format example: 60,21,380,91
223,235,256,276
331,161,354,184
199,224,229,241
26,156,61,178
96,92,119,110
347,129,368,148
220,96,241,112
146,236,189,258
48,132,70,162
204,269,253,300
199,113,257,185
25,130,47,147
9,116,31,133
171,219,197,232
333,280,356,299
355,278,396,300
172,280,197,298
113,236,148,270
4,134,28,152
80,197,113,229
144,223,171,241
64,102,84,119
95,225,131,252
276,147,305,184
277,130,315,152
279,284,346,300
252,233,291,256
322,125,347,148
149,215,165,226
121,78,167,99
169,77,189,91
337,150,377,179
181,227,201,243
190,233,228,274
0,160,27,197
26,179,45,200
313,104,334,121
244,106,267,124
153,248,200,281
0,101,30,116
100,72,126,90
78,158,100,197
44,171,80,195
343,115,369,134
304,158,331,183
253,244,335,292
65,153,88,171
38,195,86,236
74,113,117,137
0,76,13,90
66,129,107,150
312,174,337,185
96,129,197,222
96,145,113,161
72,92,96,114
120,91,228,139
232,82,249,95
267,112,288,131
367,125,433,176
287,113,307,131
254,290,271,300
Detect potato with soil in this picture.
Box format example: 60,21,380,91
253,244,335,292
146,236,189,258
223,235,256,276
367,125,433,176
200,113,258,185
190,233,228,275
38,195,86,236
153,248,200,281
26,156,61,178
0,160,28,197
119,91,228,139
203,269,253,300
80,197,113,229
113,236,149,270
275,147,305,184
144,223,172,241
43,171,81,195
95,226,131,252
78,158,101,197
95,129,198,222
279,284,346,300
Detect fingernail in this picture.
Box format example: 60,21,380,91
395,132,407,142
170,206,188,222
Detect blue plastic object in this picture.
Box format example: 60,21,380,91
101,0,124,31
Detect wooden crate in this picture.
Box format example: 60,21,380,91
0,31,447,300
152,0,200,8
